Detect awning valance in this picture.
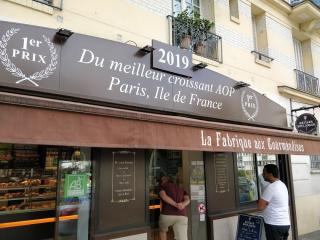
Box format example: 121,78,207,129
0,92,319,155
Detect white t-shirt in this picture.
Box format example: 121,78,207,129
261,180,290,226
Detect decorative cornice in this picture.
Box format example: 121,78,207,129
278,85,320,104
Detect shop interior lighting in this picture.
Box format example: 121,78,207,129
233,81,250,89
56,28,73,39
192,62,208,71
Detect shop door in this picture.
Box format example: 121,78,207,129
55,147,92,240
148,150,207,240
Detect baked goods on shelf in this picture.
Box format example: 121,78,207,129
0,177,57,214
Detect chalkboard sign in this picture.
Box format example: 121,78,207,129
214,154,229,193
236,214,263,240
111,151,136,203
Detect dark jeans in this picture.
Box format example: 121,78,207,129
264,223,290,240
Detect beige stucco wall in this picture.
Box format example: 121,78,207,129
0,0,169,47
295,194,320,235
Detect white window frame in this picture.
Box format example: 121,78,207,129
293,38,304,71
173,0,201,15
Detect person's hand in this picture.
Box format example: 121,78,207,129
176,202,185,210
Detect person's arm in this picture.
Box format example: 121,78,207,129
176,194,190,210
182,194,190,208
258,185,272,211
257,198,268,211
159,190,178,208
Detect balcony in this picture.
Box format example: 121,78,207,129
288,0,320,32
278,70,320,105
290,0,320,7
169,16,223,63
7,0,62,11
295,69,320,96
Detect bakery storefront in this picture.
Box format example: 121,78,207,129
0,21,319,240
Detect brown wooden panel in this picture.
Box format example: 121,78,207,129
0,101,319,155
205,152,236,214
93,149,146,234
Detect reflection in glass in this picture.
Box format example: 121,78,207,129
237,153,258,203
257,154,277,194
148,150,183,239
57,147,91,240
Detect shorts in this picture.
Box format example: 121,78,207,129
159,214,188,240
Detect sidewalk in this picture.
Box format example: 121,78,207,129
300,230,320,240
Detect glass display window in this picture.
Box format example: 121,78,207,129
236,153,258,203
257,154,277,194
0,144,57,214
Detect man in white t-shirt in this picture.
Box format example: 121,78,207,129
258,164,290,240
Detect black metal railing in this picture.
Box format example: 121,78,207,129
290,0,320,7
169,16,223,63
33,0,62,10
310,156,320,169
294,69,320,96
251,50,274,63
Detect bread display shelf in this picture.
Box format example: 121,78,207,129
31,185,56,189
0,180,57,215
0,185,56,191
32,195,56,200
0,197,28,201
0,187,26,191
0,207,55,215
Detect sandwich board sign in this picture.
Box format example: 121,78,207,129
236,214,263,240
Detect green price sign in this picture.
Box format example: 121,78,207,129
64,174,87,198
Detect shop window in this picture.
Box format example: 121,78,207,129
0,144,57,214
0,144,92,240
148,150,207,240
229,0,239,23
57,147,92,239
236,153,258,203
257,154,277,194
148,150,184,232
236,153,278,203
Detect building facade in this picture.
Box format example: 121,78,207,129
0,0,320,239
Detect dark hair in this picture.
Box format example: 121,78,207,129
264,164,279,178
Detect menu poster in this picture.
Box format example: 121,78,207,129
214,154,229,193
236,214,263,240
111,151,136,203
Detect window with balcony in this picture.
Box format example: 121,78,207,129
171,0,222,62
7,0,62,12
310,155,320,172
293,38,319,96
251,7,273,66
